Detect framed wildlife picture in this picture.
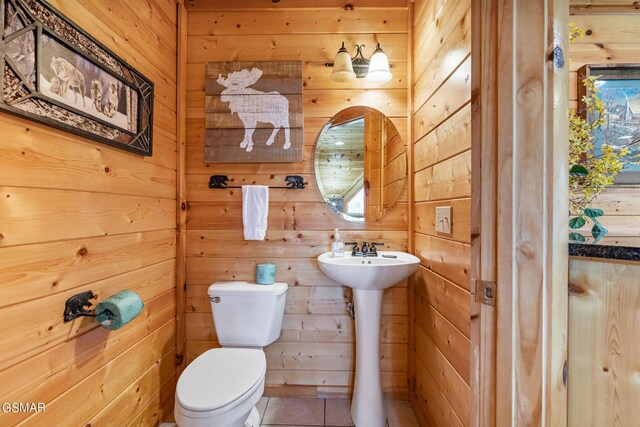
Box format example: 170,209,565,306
578,64,640,184
205,61,303,163
0,0,154,156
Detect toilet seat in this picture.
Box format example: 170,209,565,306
176,348,266,416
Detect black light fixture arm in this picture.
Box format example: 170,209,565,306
353,44,366,59
350,44,369,78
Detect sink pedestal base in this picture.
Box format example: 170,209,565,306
351,289,386,427
317,251,420,426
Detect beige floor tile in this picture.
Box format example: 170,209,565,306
257,397,269,421
325,399,354,426
261,397,325,426
385,400,419,427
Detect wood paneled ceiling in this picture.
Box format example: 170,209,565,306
315,118,365,197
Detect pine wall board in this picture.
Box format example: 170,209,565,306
570,0,640,14
568,258,640,427
185,3,410,397
0,0,178,425
410,0,472,425
567,5,640,427
569,12,640,247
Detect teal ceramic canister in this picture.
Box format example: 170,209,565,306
256,263,276,285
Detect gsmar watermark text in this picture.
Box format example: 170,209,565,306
2,402,46,413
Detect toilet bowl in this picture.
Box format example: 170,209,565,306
175,348,266,427
174,281,288,427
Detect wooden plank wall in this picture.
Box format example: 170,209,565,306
570,0,640,13
0,0,178,425
410,0,472,425
184,1,410,397
568,258,640,426
569,9,640,247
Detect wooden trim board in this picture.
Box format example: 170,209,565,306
471,0,570,425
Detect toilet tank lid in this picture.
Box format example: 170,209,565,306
208,281,288,296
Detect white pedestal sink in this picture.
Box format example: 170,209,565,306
317,251,420,427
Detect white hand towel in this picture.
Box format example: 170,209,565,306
242,185,269,240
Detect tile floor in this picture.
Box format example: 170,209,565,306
162,396,419,427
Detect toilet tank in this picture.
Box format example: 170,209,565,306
208,281,288,347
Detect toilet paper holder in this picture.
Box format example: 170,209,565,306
63,290,98,322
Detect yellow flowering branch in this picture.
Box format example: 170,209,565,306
568,25,639,243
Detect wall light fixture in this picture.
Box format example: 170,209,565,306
326,43,393,84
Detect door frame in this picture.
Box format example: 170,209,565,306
470,1,569,425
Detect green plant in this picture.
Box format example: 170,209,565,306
568,24,639,244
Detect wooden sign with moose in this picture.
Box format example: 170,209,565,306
205,61,303,163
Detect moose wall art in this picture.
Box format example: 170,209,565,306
205,61,303,163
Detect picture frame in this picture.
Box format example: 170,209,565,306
577,64,640,185
204,61,303,163
0,0,154,156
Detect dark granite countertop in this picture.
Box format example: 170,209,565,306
569,243,640,262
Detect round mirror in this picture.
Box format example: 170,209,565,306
314,106,406,222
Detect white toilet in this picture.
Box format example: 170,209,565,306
175,281,288,427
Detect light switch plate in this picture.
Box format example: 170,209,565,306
435,206,452,234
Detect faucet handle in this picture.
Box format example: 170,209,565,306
345,242,359,255
369,242,384,255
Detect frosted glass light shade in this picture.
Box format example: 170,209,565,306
365,43,392,84
330,43,356,82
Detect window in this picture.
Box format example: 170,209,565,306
346,186,365,216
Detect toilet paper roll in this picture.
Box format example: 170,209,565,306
256,263,276,285
95,290,144,330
